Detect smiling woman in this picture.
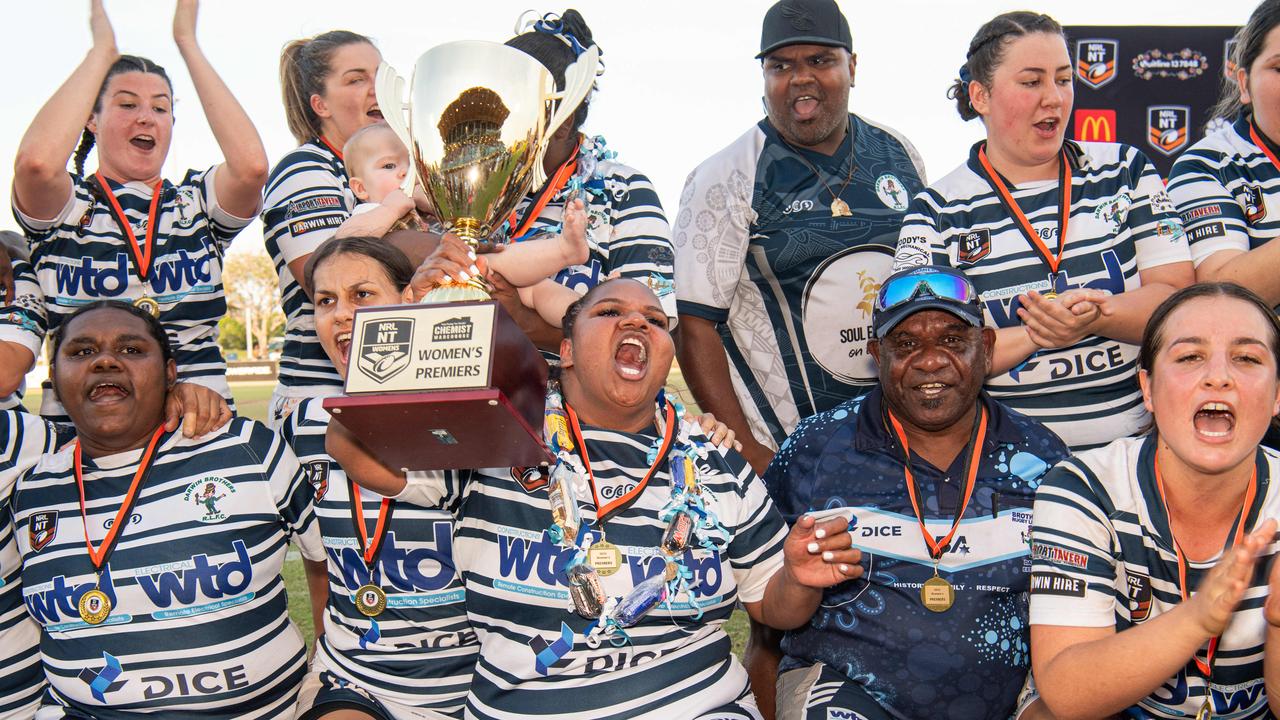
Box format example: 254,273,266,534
1,0,267,426
1030,283,1280,720
8,300,329,718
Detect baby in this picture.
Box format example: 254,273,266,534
343,124,585,327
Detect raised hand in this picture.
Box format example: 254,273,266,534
89,0,117,54
173,0,198,46
782,515,863,589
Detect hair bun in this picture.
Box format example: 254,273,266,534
559,9,594,49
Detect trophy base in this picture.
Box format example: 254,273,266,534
324,387,552,471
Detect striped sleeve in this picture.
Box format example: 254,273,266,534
893,189,949,269
184,165,256,252
1121,147,1192,271
1168,149,1252,266
673,128,759,323
601,167,677,320
1029,460,1120,628
0,258,44,356
238,418,325,562
715,445,787,603
261,152,351,265
11,178,80,239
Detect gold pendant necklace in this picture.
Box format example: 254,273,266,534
778,118,856,217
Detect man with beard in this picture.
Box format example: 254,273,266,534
671,0,925,712
762,266,1069,720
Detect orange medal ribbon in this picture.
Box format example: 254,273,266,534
508,139,581,241
564,398,676,523
975,144,1073,288
74,426,166,572
348,477,395,567
93,172,163,281
1248,122,1280,172
1152,449,1258,681
887,404,988,561
319,136,345,161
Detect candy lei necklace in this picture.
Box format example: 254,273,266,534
509,135,615,243
543,381,729,648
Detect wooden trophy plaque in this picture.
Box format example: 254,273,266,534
323,300,552,471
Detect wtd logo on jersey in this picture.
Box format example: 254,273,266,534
136,539,254,616
984,250,1127,330
358,319,413,383
79,651,127,703
329,525,457,593
29,509,58,552
498,530,725,595
53,251,213,298
1147,106,1190,156
183,476,235,523
27,567,119,625
1076,39,1118,89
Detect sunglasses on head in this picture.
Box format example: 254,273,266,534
875,270,978,313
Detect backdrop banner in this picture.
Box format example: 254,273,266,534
1066,25,1239,178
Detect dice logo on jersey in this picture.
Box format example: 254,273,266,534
957,228,992,265
1126,570,1152,621
1076,39,1118,89
79,651,128,703
304,460,330,500
530,621,575,676
1146,106,1190,156
1074,109,1116,142
358,318,414,383
1239,184,1267,224
29,509,58,551
183,476,236,523
875,174,909,211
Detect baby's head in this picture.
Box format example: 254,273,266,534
343,124,410,204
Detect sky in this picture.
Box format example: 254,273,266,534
4,0,1261,257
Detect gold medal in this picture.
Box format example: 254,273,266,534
830,198,853,217
1041,291,1059,301
921,575,955,613
355,583,387,617
78,588,112,625
133,296,160,318
1196,700,1212,720
587,540,623,577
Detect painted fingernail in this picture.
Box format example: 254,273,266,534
468,249,477,260
442,275,453,284
469,264,480,276
807,542,819,553
822,551,834,561
839,564,850,574
459,271,470,282
815,529,827,539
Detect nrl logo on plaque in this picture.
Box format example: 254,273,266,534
357,318,415,384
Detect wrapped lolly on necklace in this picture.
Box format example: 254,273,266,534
543,383,729,648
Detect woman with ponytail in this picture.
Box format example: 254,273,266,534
891,10,1194,452
260,30,389,429
4,0,266,429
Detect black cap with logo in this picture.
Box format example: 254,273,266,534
757,0,853,59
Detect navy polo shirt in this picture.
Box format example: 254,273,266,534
763,387,1069,720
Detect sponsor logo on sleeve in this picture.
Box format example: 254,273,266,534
1126,571,1152,621
29,510,58,552
1030,572,1087,597
1180,204,1223,223
1076,39,1118,89
1240,185,1267,224
1147,106,1191,156
285,196,344,218
1030,541,1089,569
1132,48,1209,80
957,228,992,265
303,460,330,501
289,214,345,236
1186,221,1226,242
1074,109,1117,142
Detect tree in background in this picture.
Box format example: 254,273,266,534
222,249,284,360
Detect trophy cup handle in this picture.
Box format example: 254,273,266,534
375,61,420,197
530,46,601,187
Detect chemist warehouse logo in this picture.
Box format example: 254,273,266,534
1076,39,1118,89
358,318,414,384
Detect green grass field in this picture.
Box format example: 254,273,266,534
25,377,748,655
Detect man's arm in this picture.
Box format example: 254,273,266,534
677,314,773,474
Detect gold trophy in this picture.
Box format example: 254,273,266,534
325,40,599,470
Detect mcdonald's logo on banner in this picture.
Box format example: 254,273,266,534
1147,105,1190,156
1075,109,1117,142
1076,39,1118,89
